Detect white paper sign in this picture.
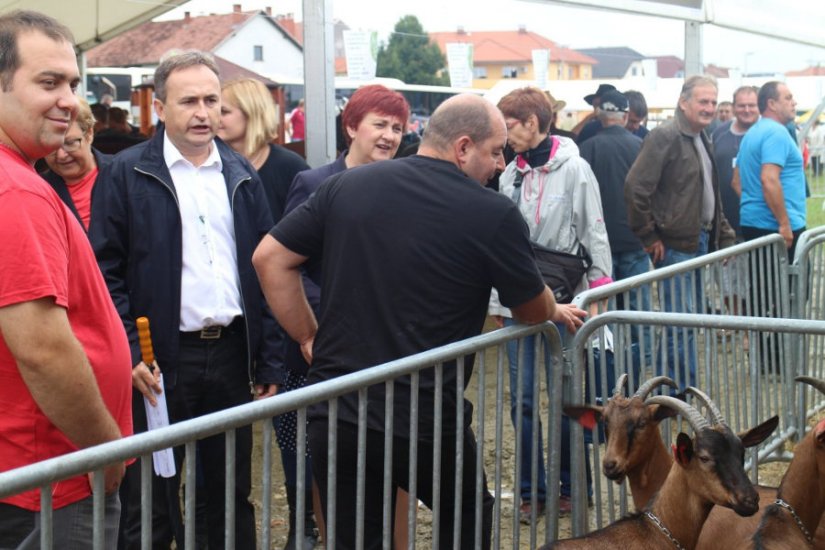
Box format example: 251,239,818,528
532,49,549,89
143,373,176,478
344,30,378,81
446,42,474,88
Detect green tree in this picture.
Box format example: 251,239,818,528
377,15,448,86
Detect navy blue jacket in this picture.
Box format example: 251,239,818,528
41,148,112,230
89,130,284,388
579,124,645,253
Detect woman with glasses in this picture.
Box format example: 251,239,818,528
41,98,111,231
490,87,611,521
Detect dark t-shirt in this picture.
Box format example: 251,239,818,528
711,120,744,236
257,144,310,222
272,155,545,439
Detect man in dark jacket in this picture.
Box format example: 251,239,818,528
90,51,282,549
580,90,650,370
625,75,735,388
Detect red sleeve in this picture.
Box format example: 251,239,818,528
0,189,69,309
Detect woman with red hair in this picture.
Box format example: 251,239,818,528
274,84,411,549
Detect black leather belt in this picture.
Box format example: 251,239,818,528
180,316,244,340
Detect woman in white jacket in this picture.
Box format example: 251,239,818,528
490,87,612,520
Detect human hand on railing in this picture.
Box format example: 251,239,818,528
253,383,278,400
132,361,162,406
588,300,608,319
779,222,793,249
552,303,588,333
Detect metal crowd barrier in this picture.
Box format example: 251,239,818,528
564,311,825,538
791,226,825,427
0,321,566,550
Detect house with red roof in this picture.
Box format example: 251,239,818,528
786,65,825,77
85,4,304,82
429,26,596,89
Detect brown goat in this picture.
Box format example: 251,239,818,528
751,376,825,549
545,396,777,549
565,379,781,549
565,375,680,508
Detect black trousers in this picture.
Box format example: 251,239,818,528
308,418,494,550
119,325,255,550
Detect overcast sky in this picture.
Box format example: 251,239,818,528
159,0,825,75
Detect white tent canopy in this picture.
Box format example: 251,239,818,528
526,0,825,48
0,0,187,52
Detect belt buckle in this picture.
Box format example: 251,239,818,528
199,325,222,339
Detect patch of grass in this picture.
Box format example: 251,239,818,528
807,170,825,229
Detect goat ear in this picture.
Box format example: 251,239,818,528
673,432,693,465
814,418,825,444
563,405,602,431
739,415,779,448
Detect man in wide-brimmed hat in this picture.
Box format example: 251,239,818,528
573,83,617,144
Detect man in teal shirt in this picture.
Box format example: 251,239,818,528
736,81,806,258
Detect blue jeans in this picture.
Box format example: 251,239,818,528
612,248,652,286
654,231,709,388
613,249,653,366
504,319,591,502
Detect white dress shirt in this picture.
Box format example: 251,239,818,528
164,135,243,331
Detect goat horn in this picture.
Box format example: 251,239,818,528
684,387,725,426
645,395,710,433
612,373,629,397
796,376,825,396
633,376,678,400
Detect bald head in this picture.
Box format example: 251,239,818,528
419,94,506,184
422,94,503,152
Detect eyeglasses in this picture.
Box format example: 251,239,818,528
60,138,83,153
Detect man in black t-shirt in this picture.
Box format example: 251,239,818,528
254,94,585,549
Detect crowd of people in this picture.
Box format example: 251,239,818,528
0,8,812,549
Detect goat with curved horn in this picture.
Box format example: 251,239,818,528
685,387,726,426
796,375,825,396
612,373,628,398
645,395,710,433
632,376,677,400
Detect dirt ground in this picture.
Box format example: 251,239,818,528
249,319,802,549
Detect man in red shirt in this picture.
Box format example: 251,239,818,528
0,10,132,547
289,98,306,142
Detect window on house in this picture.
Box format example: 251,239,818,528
501,66,519,78
631,66,638,76
473,66,488,79
253,45,264,61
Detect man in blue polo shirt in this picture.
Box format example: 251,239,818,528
735,81,805,373
736,81,806,258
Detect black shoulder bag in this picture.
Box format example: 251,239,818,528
511,168,592,304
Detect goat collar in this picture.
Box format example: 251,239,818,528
774,498,814,544
644,510,686,550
